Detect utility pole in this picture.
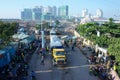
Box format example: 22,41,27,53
41,17,44,49
50,13,52,27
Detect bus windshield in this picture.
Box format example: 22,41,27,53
55,51,65,56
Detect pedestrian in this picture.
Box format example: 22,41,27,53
46,45,49,52
71,42,75,51
30,71,36,80
113,63,117,71
71,46,74,51
73,41,76,47
42,49,46,58
41,55,44,65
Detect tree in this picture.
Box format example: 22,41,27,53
76,21,120,76
0,21,18,48
108,18,115,28
36,22,49,30
109,18,113,23
55,20,60,26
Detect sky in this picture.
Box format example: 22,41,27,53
0,0,120,19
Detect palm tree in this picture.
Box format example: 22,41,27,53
109,18,113,22
108,18,114,28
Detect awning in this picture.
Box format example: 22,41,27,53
12,33,29,40
20,38,32,43
61,35,68,39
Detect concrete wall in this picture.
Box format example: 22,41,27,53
74,30,94,47
74,30,80,37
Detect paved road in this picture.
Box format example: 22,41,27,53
28,45,100,80
27,24,100,80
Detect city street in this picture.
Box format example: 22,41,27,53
1,1,120,80
26,23,101,80
28,44,99,80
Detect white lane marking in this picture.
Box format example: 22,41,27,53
35,70,52,73
35,65,93,73
48,52,71,54
57,65,91,70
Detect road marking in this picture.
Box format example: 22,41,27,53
35,70,52,73
48,52,71,54
57,65,91,70
35,65,94,73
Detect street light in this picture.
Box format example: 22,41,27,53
41,17,44,49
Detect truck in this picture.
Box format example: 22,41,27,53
50,29,67,66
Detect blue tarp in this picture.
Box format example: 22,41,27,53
0,46,16,67
8,46,16,57
0,50,10,67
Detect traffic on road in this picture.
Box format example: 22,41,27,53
27,26,100,80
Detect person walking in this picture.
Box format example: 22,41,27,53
30,71,36,80
46,45,49,53
41,55,44,65
71,46,74,51
64,40,69,48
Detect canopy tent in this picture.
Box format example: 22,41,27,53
12,33,29,40
9,42,18,46
20,34,35,43
61,35,68,39
20,38,33,43
61,36,77,40
72,36,77,39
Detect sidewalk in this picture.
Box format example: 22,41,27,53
77,44,93,58
77,44,120,80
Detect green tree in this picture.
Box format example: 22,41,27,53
0,21,18,48
55,20,60,26
36,22,49,30
108,18,116,28
76,21,120,76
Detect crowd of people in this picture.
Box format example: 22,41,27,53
75,37,119,80
84,46,118,80
0,40,38,80
64,39,76,51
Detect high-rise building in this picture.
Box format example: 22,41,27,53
52,6,57,17
33,6,42,21
58,5,69,19
43,6,52,14
96,9,103,18
42,6,57,20
21,8,33,20
21,6,58,21
82,9,88,18
42,6,52,20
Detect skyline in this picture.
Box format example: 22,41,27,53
0,0,120,19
